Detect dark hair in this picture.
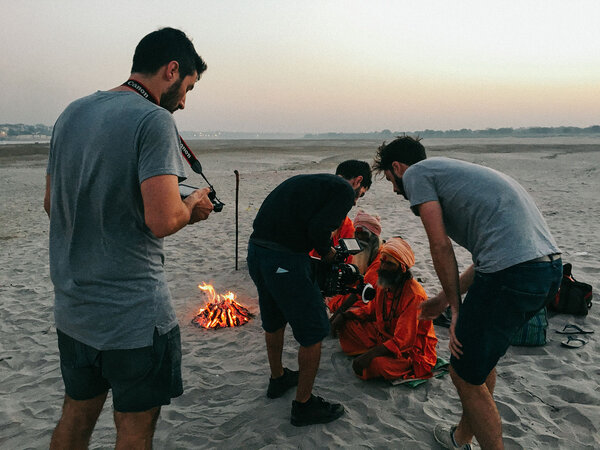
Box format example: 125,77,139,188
335,160,372,188
372,135,426,173
131,27,207,80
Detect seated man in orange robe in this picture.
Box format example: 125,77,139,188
327,211,383,314
331,238,438,381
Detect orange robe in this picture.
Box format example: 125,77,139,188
327,247,382,313
339,278,438,380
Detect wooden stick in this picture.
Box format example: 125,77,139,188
234,170,240,270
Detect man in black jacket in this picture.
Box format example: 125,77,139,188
247,160,371,426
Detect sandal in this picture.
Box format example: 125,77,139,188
556,324,594,335
560,336,588,349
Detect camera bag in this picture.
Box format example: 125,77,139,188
548,263,593,316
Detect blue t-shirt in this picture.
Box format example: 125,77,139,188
402,157,560,273
47,91,186,350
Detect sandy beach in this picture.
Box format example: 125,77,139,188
1,138,599,449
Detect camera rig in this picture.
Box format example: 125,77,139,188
311,238,375,302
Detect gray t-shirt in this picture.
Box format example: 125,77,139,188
402,157,560,273
47,91,186,350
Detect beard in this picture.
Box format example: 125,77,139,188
393,173,408,199
160,77,183,113
377,267,406,289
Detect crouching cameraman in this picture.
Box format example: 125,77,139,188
247,160,371,427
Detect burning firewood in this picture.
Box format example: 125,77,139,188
192,282,253,329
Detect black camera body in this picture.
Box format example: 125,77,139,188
179,183,224,212
312,238,376,301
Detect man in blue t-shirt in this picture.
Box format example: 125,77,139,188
248,160,371,427
45,28,213,448
373,136,562,450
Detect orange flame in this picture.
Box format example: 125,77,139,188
192,282,252,329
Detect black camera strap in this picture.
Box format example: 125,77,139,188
122,79,203,175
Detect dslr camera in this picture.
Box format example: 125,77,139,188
311,238,375,302
179,183,224,212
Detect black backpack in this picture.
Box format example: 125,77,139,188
548,263,593,316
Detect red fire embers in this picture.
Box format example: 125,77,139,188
191,282,252,329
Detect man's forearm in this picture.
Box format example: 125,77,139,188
365,344,393,360
458,264,475,295
430,238,461,309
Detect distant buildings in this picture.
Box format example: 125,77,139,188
0,123,53,140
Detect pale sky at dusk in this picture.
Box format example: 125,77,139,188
2,0,599,133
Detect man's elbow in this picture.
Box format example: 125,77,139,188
145,214,189,238
145,216,183,238
429,237,453,255
44,198,50,217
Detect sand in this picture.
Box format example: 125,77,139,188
1,138,599,449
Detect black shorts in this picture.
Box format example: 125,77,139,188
247,241,329,347
451,259,562,385
57,326,183,412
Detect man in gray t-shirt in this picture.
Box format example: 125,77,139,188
45,28,213,448
374,136,562,450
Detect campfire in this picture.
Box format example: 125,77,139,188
192,282,252,329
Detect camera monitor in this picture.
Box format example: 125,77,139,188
338,238,362,254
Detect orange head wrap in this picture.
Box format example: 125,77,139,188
353,211,382,237
380,237,415,272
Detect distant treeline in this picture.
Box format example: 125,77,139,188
0,123,53,138
303,126,600,140
3,123,600,140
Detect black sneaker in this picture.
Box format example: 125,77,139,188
267,367,299,399
290,394,344,426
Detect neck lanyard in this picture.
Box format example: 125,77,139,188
122,79,203,175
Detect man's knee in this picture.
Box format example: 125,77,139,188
114,407,161,442
61,392,107,425
50,393,108,449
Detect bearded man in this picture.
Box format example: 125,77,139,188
331,238,437,381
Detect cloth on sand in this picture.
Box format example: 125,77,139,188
338,278,437,380
390,357,450,387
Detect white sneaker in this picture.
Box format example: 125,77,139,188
433,424,472,450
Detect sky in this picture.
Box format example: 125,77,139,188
1,0,600,134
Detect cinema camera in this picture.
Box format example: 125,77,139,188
312,238,376,302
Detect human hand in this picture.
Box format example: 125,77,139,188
448,306,463,359
418,294,449,320
330,312,346,337
352,353,371,376
184,187,213,224
322,247,337,263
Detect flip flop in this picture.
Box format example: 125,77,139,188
556,324,594,335
561,336,588,349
